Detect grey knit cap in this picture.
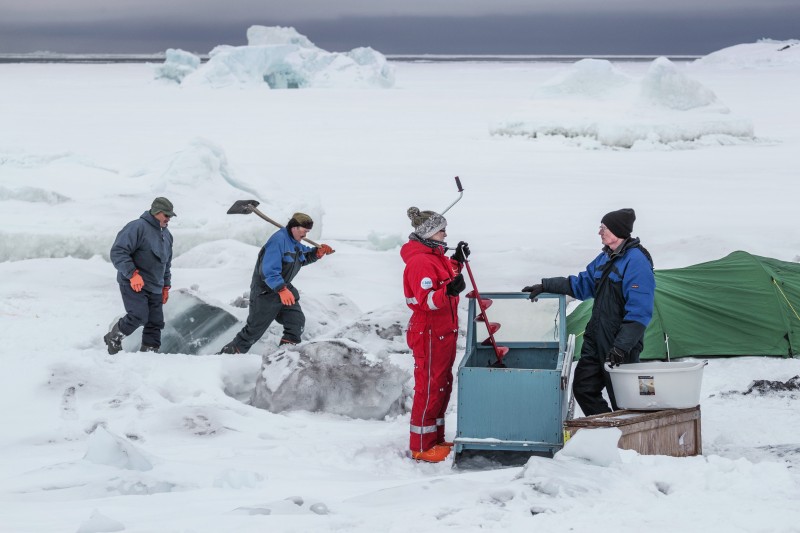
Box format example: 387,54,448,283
407,207,447,239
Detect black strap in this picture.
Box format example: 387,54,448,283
596,256,618,291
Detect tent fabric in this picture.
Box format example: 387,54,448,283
565,251,800,360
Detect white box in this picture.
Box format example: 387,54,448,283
605,361,707,410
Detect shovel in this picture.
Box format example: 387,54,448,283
227,199,334,253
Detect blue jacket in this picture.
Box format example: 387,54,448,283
251,227,319,293
110,211,173,293
544,238,654,358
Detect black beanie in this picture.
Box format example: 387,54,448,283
601,208,636,239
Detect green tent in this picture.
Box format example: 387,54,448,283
566,251,800,360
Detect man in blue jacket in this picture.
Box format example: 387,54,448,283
104,197,175,354
218,212,333,354
522,208,655,415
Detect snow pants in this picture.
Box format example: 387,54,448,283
572,335,640,416
117,282,164,348
230,285,304,353
407,322,458,452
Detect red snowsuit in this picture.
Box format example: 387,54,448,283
401,239,462,452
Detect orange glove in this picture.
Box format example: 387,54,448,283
162,286,170,304
278,287,296,306
130,270,144,292
316,244,334,258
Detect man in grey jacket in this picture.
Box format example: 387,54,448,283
104,197,175,354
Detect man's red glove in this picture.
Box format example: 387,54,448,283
278,287,296,306
316,244,334,258
162,286,170,304
130,270,144,292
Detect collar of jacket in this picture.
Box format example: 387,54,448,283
604,237,640,258
408,232,447,252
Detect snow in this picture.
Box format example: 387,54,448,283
2,37,800,532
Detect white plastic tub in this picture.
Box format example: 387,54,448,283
605,361,707,410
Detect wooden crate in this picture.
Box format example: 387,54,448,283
563,406,702,457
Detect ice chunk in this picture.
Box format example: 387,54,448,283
76,509,125,533
121,289,239,355
639,57,718,110
251,339,410,419
181,26,394,89
154,48,201,83
557,427,622,466
247,25,316,48
534,58,632,98
83,426,153,471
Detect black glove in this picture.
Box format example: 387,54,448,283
606,346,627,367
521,283,544,302
452,241,471,263
446,273,466,296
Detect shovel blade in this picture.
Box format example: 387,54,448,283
227,199,260,215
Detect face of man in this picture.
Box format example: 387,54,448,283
599,224,623,249
154,212,171,228
290,226,310,241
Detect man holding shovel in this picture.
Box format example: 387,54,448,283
218,212,333,354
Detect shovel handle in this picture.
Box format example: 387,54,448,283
251,207,333,252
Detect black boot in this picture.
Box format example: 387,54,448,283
140,344,159,353
103,322,125,355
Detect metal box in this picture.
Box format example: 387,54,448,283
454,292,575,460
563,406,702,457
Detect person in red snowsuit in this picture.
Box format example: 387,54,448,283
401,207,469,463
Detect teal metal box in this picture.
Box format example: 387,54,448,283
455,292,575,459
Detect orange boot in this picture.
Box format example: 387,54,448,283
411,445,451,463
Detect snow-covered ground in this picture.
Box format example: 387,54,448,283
1,38,800,532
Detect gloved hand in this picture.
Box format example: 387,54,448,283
446,273,466,296
278,287,296,306
521,283,544,302
316,244,334,258
606,346,627,367
452,241,471,263
130,270,144,292
162,286,170,304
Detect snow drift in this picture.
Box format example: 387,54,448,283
491,56,755,149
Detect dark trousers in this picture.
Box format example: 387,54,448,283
572,338,641,416
230,286,305,353
117,283,164,347
572,356,616,416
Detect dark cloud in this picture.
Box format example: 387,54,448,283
0,10,798,55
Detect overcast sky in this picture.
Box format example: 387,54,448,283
1,1,798,55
